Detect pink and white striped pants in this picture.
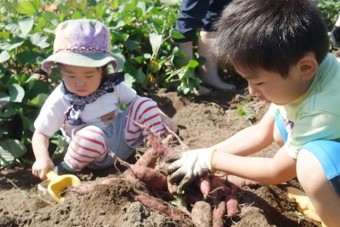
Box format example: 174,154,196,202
64,97,165,171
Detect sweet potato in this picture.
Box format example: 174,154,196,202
135,194,184,220
147,132,169,156
119,158,167,190
69,176,127,194
208,175,228,204
213,201,226,227
183,189,204,206
191,201,213,227
225,184,239,217
68,183,95,195
196,176,211,199
209,175,227,189
227,175,260,188
135,147,161,168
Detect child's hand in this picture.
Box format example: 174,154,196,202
32,158,54,180
166,148,214,189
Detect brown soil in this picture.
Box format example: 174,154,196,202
0,87,323,227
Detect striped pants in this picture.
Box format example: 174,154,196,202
64,97,165,171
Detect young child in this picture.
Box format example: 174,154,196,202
32,19,177,180
166,0,340,226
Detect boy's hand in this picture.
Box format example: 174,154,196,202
32,158,54,180
166,148,214,189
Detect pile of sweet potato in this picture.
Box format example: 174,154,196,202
70,130,242,227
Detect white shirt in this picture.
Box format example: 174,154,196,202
34,81,137,137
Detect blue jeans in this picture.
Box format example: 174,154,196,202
175,0,232,42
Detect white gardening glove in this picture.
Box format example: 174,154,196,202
166,148,214,189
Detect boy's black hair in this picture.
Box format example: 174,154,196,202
213,0,329,77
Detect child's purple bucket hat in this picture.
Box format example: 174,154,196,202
41,19,124,74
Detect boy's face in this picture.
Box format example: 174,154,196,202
60,64,103,96
236,64,311,105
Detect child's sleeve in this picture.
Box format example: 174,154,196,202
33,87,66,137
285,111,340,159
115,82,137,104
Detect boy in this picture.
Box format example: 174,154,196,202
167,0,340,226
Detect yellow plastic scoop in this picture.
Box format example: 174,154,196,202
286,186,326,226
46,171,81,202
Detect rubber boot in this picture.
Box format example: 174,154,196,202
198,31,235,91
178,41,194,64
178,41,211,95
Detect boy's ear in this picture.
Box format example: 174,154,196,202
298,54,318,80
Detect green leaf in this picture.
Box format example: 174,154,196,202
186,60,199,68
177,188,185,195
125,39,139,51
149,60,161,73
0,51,10,63
136,68,147,84
125,0,138,11
170,197,187,207
9,84,25,102
124,73,135,88
30,32,50,48
19,17,34,37
16,51,41,65
5,22,20,35
149,33,163,57
160,0,181,6
136,1,146,14
17,1,38,16
0,139,26,168
50,134,68,158
171,29,186,40
25,78,51,99
0,92,10,103
0,106,17,118
0,41,24,51
18,110,34,132
27,93,48,107
236,104,255,121
110,0,119,9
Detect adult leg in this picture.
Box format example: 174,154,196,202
198,0,234,91
297,141,340,227
198,31,235,91
175,0,213,95
175,0,207,43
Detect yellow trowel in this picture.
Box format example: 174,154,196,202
286,186,326,226
46,171,81,202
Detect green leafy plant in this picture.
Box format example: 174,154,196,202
0,0,196,167
317,0,340,30
236,104,256,123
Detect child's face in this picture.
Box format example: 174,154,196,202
236,64,311,105
60,64,103,96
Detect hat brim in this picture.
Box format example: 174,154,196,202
41,52,125,73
